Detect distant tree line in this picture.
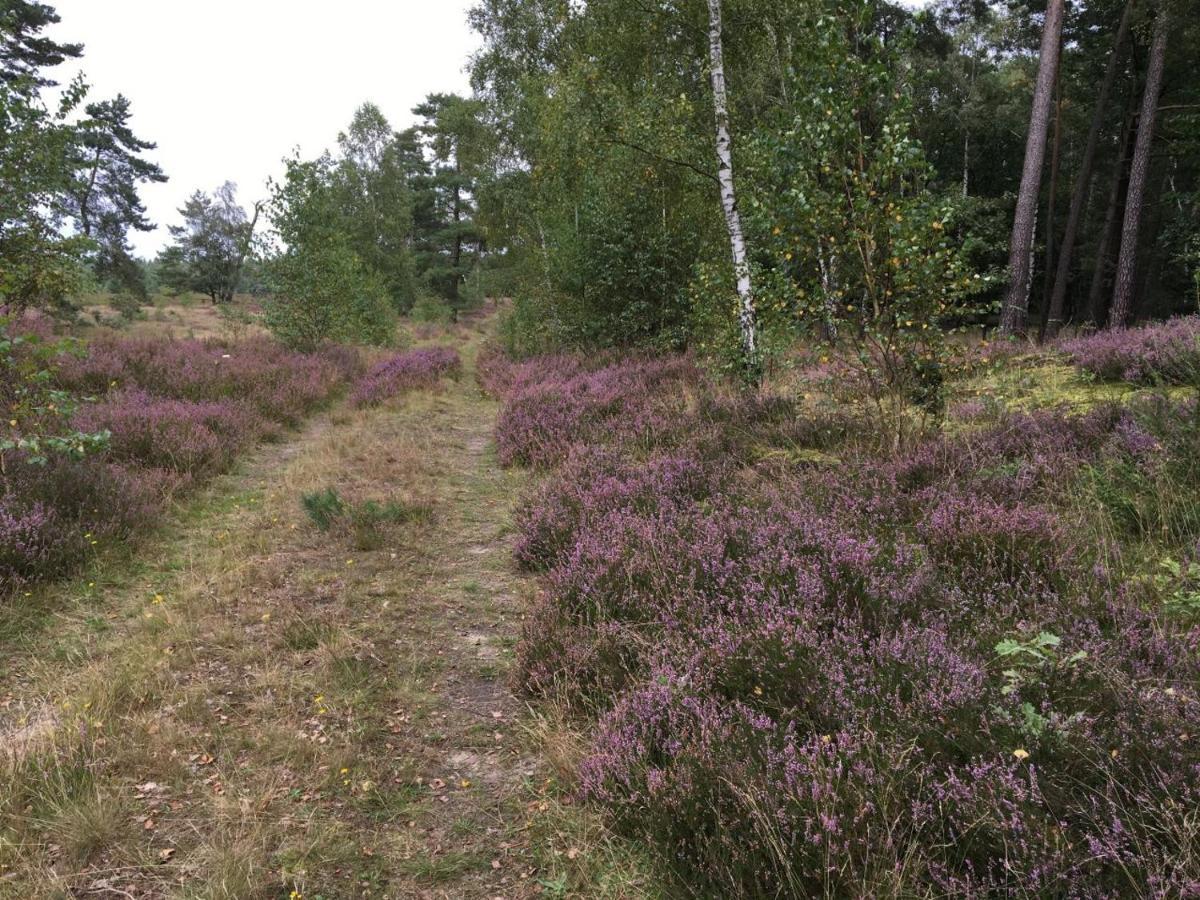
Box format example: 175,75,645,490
466,0,1200,369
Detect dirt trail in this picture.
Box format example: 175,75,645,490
0,328,584,899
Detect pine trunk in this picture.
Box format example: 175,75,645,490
1109,2,1169,328
707,0,759,380
1044,0,1133,338
1087,100,1137,325
451,173,462,306
1037,73,1064,341
1000,0,1065,335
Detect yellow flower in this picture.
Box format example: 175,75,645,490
1013,749,1030,761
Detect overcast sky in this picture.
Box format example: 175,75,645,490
50,1,480,257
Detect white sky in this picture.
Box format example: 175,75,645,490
49,1,480,257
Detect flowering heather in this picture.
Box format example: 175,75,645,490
1061,316,1200,385
54,336,356,426
73,390,265,478
3,335,359,595
350,346,461,407
491,354,706,467
0,456,168,592
497,348,1200,895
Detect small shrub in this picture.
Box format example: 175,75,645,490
301,488,430,549
349,499,431,551
350,347,461,408
301,488,345,532
110,293,144,323
1061,316,1200,385
409,294,455,325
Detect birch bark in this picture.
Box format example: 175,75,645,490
707,0,759,379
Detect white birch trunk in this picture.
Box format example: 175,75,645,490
707,0,759,377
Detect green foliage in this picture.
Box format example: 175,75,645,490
409,294,455,325
2,6,163,316
334,103,421,313
412,93,489,314
722,6,992,440
1156,557,1200,617
158,183,257,304
0,317,110,466
0,73,89,314
0,1,82,85
994,630,1087,739
263,154,396,350
300,487,430,550
67,94,166,297
300,488,345,532
109,293,144,323
264,242,394,351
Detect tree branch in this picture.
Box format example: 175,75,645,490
600,137,719,186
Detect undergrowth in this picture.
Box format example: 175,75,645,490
487,317,1200,897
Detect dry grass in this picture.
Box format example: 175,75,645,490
73,292,268,342
0,323,663,899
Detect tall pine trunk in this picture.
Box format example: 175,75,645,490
1037,71,1064,341
1000,0,1066,335
1109,2,1169,328
707,0,759,381
1087,99,1137,325
1044,0,1134,338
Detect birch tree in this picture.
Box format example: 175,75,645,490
706,0,759,381
999,0,1065,335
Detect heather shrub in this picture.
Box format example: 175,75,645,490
498,346,1200,895
0,497,87,590
3,330,355,596
514,448,719,572
54,336,353,427
1,455,168,592
350,346,461,408
919,491,1067,584
73,391,264,477
493,355,703,467
1061,316,1200,385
